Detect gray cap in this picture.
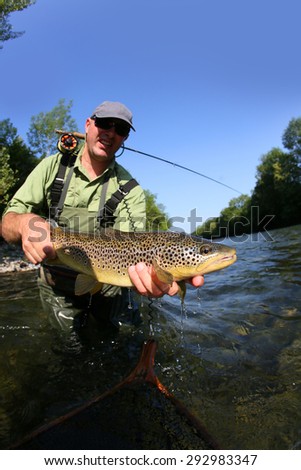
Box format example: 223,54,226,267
91,101,135,131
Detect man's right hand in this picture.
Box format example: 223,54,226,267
2,213,56,264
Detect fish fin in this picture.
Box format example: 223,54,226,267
152,258,174,284
75,274,102,296
152,259,186,302
89,282,103,295
177,280,186,303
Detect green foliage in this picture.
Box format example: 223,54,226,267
251,147,301,229
144,189,170,231
220,194,251,220
282,117,301,161
194,216,221,238
219,194,251,235
0,118,37,196
27,99,79,158
0,147,17,214
195,195,251,238
0,118,16,145
0,0,36,48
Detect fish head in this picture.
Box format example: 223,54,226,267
193,241,237,275
160,234,237,281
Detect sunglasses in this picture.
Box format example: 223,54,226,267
91,116,131,137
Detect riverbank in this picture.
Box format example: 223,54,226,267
0,240,38,273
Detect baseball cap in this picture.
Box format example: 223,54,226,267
91,101,135,131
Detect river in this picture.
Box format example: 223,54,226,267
0,225,300,449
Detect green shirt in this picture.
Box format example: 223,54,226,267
4,148,146,232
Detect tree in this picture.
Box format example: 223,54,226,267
194,216,221,238
0,118,37,195
0,118,16,146
0,0,36,48
219,194,251,236
282,117,301,163
251,147,301,229
144,189,171,231
194,195,251,238
27,99,79,158
0,146,16,214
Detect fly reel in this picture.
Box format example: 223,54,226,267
57,132,79,154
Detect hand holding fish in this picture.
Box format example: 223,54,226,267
128,263,204,298
2,213,56,265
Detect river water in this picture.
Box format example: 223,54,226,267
0,225,300,449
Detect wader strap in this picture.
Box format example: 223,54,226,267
97,176,110,224
50,153,77,220
55,165,75,218
98,178,139,227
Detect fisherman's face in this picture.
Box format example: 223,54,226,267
85,117,128,161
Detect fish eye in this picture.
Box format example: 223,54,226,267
200,245,212,255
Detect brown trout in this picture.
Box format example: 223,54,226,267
50,228,237,299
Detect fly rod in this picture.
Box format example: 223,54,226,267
55,129,242,195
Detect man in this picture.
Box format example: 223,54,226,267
2,101,204,331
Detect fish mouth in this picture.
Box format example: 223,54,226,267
219,253,237,263
197,252,237,275
211,252,237,265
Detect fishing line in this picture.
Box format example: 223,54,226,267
124,146,243,195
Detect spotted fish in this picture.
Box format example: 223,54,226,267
50,227,237,299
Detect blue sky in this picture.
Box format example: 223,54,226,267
1,0,300,232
